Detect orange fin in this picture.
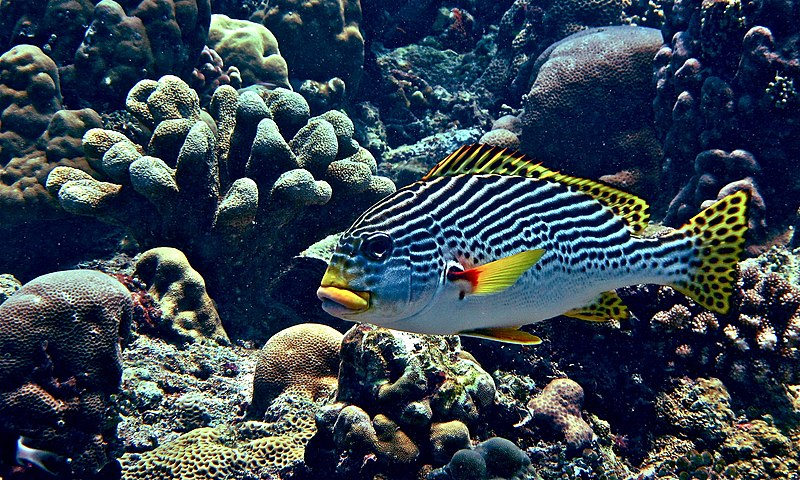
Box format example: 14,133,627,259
459,327,543,345
564,291,629,322
447,249,545,295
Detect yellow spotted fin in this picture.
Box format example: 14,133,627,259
670,190,750,313
423,144,650,234
564,291,630,322
459,327,543,345
447,249,546,295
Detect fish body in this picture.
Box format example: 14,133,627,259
317,145,749,343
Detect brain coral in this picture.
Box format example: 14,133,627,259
248,323,343,419
518,26,664,196
0,270,133,478
249,0,364,92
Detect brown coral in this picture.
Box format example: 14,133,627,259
248,323,343,419
250,0,364,92
526,378,594,451
0,44,103,226
518,26,663,196
0,270,133,478
134,247,230,345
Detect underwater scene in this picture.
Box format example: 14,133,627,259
1,0,800,478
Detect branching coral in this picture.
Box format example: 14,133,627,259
655,0,800,236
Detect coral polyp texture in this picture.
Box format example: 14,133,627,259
0,270,133,478
121,323,340,479
306,324,498,477
248,323,343,419
0,0,211,108
0,44,103,226
207,14,290,90
518,25,664,196
525,378,595,451
48,75,395,340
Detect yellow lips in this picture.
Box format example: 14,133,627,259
317,286,370,311
318,267,371,313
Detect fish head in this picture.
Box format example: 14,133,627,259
317,226,443,325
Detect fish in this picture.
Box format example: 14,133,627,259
316,144,749,344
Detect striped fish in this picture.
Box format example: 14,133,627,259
316,144,749,344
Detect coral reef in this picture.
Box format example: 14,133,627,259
0,45,103,225
121,323,340,478
207,14,290,89
306,324,497,477
249,0,364,92
472,0,628,107
47,75,394,340
1,0,210,108
248,323,343,419
133,247,229,345
655,0,800,237
0,270,133,478
518,26,664,196
525,378,595,451
428,437,535,480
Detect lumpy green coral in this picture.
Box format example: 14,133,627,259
48,76,395,340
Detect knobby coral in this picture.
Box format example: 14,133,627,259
47,75,395,341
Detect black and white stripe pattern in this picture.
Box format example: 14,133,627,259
330,173,696,329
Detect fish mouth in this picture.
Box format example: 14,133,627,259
317,285,371,316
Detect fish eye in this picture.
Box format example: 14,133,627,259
361,232,393,261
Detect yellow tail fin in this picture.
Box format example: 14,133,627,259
671,191,749,313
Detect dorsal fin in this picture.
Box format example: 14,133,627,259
423,144,650,235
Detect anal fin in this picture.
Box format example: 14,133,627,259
459,327,542,345
564,291,629,322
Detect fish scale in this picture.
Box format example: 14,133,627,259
319,144,749,344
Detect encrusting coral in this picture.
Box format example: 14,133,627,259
0,270,133,478
133,247,230,346
47,75,395,340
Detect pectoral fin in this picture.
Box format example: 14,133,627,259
447,249,545,295
459,327,543,345
564,291,629,322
